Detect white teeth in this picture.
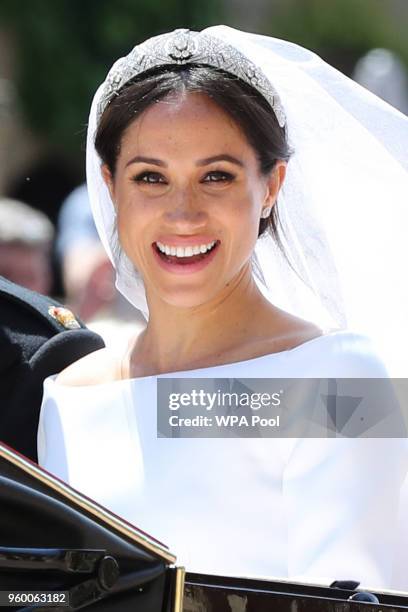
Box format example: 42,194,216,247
156,241,217,258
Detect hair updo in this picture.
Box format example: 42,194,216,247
94,64,292,251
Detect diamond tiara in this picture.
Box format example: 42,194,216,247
97,29,286,127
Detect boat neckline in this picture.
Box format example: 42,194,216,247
50,328,362,389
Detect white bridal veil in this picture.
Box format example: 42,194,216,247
86,26,408,376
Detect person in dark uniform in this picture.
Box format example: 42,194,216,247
0,275,104,462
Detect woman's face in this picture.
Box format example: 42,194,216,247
103,92,285,310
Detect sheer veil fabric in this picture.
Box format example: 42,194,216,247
86,25,408,375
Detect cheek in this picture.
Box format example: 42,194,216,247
116,195,153,242
115,197,167,278
115,201,144,265
223,189,262,249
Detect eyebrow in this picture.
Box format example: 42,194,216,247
196,154,244,167
125,154,244,168
125,156,166,168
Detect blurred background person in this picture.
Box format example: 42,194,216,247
0,197,53,294
353,48,408,114
56,184,145,347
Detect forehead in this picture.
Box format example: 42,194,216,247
119,91,253,158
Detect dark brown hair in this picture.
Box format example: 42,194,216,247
95,64,292,248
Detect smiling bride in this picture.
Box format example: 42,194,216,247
38,27,408,590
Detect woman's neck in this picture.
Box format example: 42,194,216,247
128,265,283,377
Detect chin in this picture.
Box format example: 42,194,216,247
158,287,220,310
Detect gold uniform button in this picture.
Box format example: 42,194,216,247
48,306,81,330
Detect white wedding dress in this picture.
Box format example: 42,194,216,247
38,330,408,591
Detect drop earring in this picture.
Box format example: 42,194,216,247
261,206,272,219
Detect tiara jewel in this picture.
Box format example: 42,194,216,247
97,29,286,127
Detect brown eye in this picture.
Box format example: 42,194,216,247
134,172,167,184
202,171,235,183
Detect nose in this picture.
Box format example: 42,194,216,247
163,187,207,230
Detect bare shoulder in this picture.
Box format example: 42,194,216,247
55,346,122,387
287,318,325,347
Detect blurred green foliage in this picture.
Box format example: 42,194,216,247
0,0,406,162
0,0,225,155
263,0,408,75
